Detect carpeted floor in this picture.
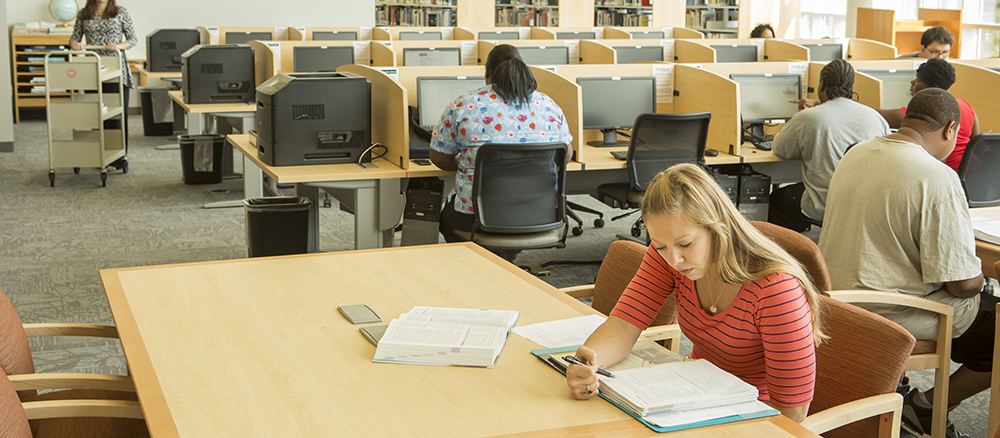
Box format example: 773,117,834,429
0,115,991,437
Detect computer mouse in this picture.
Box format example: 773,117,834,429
705,149,719,157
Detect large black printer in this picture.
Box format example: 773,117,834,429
181,44,254,104
255,72,372,166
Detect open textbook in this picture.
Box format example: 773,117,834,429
533,340,777,432
373,306,519,367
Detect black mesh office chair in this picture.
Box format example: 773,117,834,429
454,142,569,261
596,112,712,237
958,133,1000,208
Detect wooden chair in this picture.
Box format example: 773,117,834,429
990,260,1000,438
0,287,149,437
802,295,914,437
748,221,832,291
560,240,682,351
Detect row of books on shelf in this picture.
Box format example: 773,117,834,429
377,6,457,26
20,46,68,52
376,0,457,5
596,0,652,6
595,10,651,26
24,57,65,63
684,9,737,28
497,0,558,5
686,0,738,5
496,9,558,26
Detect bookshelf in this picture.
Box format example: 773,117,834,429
594,0,653,27
685,0,740,38
11,30,72,123
496,0,559,27
376,0,459,26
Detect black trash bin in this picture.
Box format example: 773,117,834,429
178,134,225,184
138,86,174,136
243,197,312,258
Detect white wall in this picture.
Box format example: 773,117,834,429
8,0,376,41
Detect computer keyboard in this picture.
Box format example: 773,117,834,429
610,150,627,160
752,141,772,151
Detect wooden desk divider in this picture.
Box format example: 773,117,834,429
763,40,809,62
852,71,885,108
604,27,704,40
196,26,286,45
856,7,962,57
477,40,581,65
847,38,897,60
531,27,605,40
453,27,531,41
950,63,1000,133
372,27,454,41
673,65,740,155
249,40,367,86
337,64,409,169
370,40,481,67
287,27,371,41
529,66,583,162
674,39,715,63
578,40,617,64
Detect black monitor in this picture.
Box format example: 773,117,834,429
630,31,665,39
416,76,487,131
146,28,199,72
402,47,461,66
399,31,443,41
293,46,355,73
730,73,801,147
614,45,663,64
804,43,843,61
577,76,656,147
859,69,915,108
312,31,358,41
225,31,272,44
517,46,570,65
556,31,597,39
181,44,255,104
479,31,520,40
711,44,758,63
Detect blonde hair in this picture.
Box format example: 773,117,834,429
640,163,826,345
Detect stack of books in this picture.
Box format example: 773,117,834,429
373,306,519,367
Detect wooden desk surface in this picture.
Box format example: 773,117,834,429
227,134,406,184
136,66,182,79
972,206,1000,278
101,243,819,438
168,90,257,114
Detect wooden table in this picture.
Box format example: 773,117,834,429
101,243,820,438
971,206,1000,279
135,66,181,87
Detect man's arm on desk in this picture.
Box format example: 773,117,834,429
430,149,458,171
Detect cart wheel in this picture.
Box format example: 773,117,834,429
48,171,55,187
572,226,584,236
594,218,605,228
101,171,108,187
73,167,80,174
121,159,129,174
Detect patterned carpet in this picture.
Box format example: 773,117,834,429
0,116,991,437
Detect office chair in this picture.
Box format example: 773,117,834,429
454,142,569,261
958,133,1000,207
596,112,712,238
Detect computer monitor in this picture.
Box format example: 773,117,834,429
711,44,758,63
556,31,597,39
416,76,487,131
860,70,915,108
577,76,656,147
225,31,272,44
146,28,199,72
630,31,665,40
293,46,355,73
517,46,570,65
398,31,443,41
402,47,462,66
803,43,843,61
614,46,663,64
479,31,520,40
312,31,358,41
991,67,1000,73
730,73,801,147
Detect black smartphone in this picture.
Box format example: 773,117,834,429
410,159,432,166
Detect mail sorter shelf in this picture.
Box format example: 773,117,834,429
45,51,127,187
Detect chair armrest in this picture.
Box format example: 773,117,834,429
560,285,595,299
827,290,954,317
8,373,135,392
22,323,119,339
22,399,144,421
639,324,682,353
800,393,902,436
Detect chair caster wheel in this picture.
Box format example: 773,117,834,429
631,226,642,237
48,171,55,187
122,160,129,174
594,218,605,228
74,167,80,174
572,226,583,236
323,199,332,208
101,171,108,187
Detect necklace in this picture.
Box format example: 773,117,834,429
706,279,727,315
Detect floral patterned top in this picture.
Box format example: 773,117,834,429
430,84,573,214
70,7,138,88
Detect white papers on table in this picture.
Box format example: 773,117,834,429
644,401,774,428
510,314,606,348
972,216,1000,245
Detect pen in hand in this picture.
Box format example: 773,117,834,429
562,355,615,378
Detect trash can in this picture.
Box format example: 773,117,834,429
243,197,312,258
138,86,174,136
178,134,225,184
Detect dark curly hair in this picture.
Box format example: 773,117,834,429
819,59,855,100
79,0,120,20
915,58,956,90
750,23,775,38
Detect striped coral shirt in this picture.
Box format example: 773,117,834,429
610,245,816,407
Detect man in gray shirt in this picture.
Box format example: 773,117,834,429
769,59,890,232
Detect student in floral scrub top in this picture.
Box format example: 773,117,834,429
430,44,573,245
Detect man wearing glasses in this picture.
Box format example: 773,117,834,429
899,26,953,59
